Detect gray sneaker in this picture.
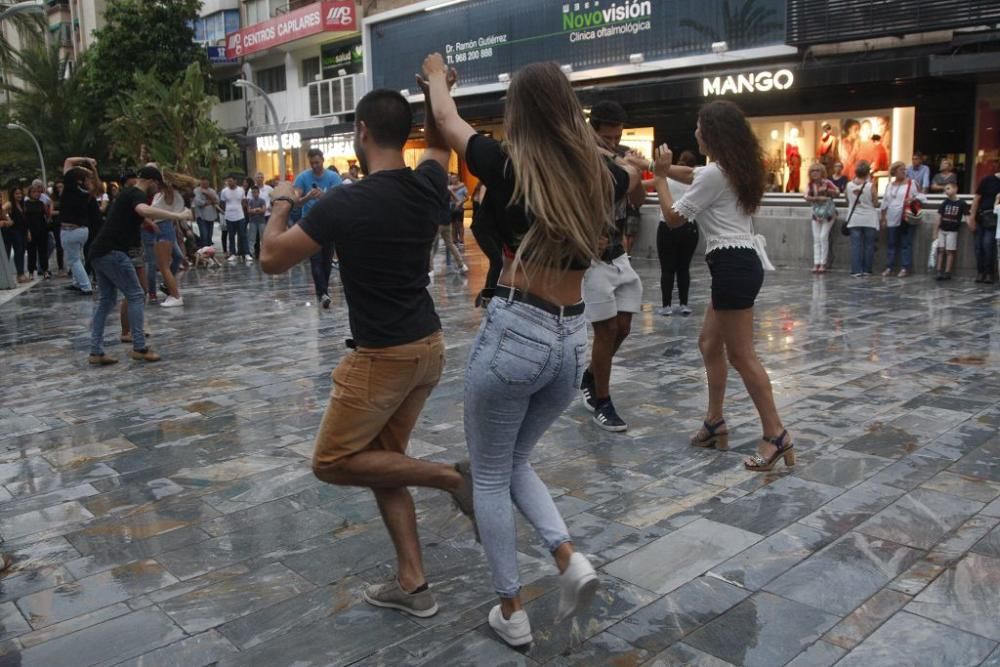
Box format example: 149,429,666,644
362,578,439,618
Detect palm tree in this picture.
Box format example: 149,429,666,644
2,41,96,174
680,0,784,50
0,2,45,102
108,62,236,176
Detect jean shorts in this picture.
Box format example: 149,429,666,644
706,247,764,311
151,220,175,243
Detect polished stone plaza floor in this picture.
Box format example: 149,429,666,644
2,244,1000,667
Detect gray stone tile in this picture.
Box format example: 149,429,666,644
16,559,177,629
867,453,953,490
218,578,359,649
0,501,94,541
709,523,829,590
1,608,185,667
836,611,996,667
547,631,650,666
794,450,894,488
215,602,424,667
417,633,538,666
63,524,211,579
644,642,736,666
607,575,749,653
907,552,1000,641
158,562,314,633
683,591,840,667
949,438,1000,482
156,507,345,579
707,476,844,536
16,602,131,649
799,481,905,537
856,488,984,550
603,519,762,595
823,588,911,649
0,602,30,642
972,522,1000,560
784,640,847,667
764,531,922,615
111,630,239,667
921,470,1000,503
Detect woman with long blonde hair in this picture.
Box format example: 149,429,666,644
423,54,638,647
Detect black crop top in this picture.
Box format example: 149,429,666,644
465,134,630,271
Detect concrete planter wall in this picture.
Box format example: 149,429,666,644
632,201,982,275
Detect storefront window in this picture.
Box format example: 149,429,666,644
749,108,914,193
974,84,1000,187
310,135,359,175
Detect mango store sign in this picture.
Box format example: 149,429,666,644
703,69,794,97
256,133,302,152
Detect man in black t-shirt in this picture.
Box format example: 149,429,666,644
971,166,1000,283
88,166,192,365
260,88,473,619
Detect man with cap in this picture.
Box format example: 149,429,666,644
88,166,192,364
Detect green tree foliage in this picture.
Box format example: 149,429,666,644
0,2,44,90
2,42,96,179
108,61,236,177
78,0,208,143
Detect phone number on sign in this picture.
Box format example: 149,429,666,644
446,48,493,64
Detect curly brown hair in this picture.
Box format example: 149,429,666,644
697,101,765,215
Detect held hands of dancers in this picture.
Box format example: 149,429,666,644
416,53,458,95
652,144,673,178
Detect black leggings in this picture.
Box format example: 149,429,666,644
656,221,698,307
27,225,49,274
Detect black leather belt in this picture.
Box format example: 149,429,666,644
493,285,585,317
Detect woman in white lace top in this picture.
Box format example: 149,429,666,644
651,100,793,472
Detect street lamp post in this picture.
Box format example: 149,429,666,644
6,122,45,186
0,1,45,21
234,79,285,181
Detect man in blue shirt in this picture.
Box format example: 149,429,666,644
906,153,930,192
293,148,343,308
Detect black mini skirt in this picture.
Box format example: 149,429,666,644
706,247,764,311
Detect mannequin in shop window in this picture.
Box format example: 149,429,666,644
785,127,802,193
817,123,838,172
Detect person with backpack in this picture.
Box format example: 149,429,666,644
970,165,1000,283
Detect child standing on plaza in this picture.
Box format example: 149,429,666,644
934,183,968,281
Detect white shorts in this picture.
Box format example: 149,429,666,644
583,253,643,322
938,230,958,251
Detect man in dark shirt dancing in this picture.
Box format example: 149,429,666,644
260,88,473,619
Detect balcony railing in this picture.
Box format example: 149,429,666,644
308,73,366,118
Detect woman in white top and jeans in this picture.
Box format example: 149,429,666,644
845,161,880,276
880,161,927,277
652,100,793,472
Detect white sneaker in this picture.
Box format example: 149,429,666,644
459,264,469,275
246,256,254,264
680,306,692,317
556,552,599,622
488,605,532,647
161,296,184,308
227,255,237,263
655,306,674,316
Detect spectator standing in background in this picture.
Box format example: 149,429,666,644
293,148,342,308
193,178,219,248
906,153,930,192
830,161,848,193
881,161,927,277
804,164,839,274
220,176,247,263
930,159,958,193
846,161,879,277
970,165,1000,283
933,183,968,281
246,186,267,263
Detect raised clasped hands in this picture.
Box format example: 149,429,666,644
416,53,458,95
653,144,673,178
